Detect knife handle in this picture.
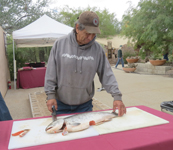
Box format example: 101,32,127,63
52,105,56,115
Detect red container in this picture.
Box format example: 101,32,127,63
8,81,11,89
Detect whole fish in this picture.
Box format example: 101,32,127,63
45,111,118,136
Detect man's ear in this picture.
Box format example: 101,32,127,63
76,24,79,34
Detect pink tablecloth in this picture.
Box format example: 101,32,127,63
0,106,173,150
17,67,46,89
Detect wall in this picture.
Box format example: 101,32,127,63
96,35,131,49
0,26,10,98
136,63,172,75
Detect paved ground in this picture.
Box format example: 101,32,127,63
4,64,173,120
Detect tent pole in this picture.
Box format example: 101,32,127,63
13,40,16,90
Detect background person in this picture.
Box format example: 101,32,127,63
44,11,126,117
115,45,124,68
163,52,169,61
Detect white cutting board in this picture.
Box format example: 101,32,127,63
8,115,99,150
8,107,169,149
93,107,169,134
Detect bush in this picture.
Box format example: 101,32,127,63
123,51,136,64
120,43,137,64
139,48,146,60
149,53,163,60
7,48,27,80
168,55,173,62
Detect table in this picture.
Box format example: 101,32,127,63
0,106,173,150
17,67,46,89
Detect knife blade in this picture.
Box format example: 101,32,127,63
52,105,57,121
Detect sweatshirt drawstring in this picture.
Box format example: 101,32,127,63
75,56,77,73
79,47,85,74
75,47,78,73
80,58,83,74
75,46,83,74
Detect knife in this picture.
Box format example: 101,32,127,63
52,105,57,121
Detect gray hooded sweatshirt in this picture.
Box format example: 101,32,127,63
44,30,122,105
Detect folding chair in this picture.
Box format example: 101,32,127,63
0,92,13,121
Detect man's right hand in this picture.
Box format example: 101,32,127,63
46,99,58,113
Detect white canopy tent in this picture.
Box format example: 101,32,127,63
13,14,73,47
12,14,73,89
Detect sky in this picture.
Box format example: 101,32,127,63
50,0,140,21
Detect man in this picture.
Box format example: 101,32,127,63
163,52,169,61
115,45,124,68
44,11,126,117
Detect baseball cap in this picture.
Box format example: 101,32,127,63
78,11,101,34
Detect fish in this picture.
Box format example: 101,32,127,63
45,111,118,136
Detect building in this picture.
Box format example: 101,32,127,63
0,26,10,97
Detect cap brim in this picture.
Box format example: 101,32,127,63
85,26,101,34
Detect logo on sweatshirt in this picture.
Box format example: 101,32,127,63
62,53,94,60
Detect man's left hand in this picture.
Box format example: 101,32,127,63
113,100,126,117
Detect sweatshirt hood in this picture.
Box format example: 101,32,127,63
69,30,96,50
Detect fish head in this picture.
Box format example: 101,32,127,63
45,118,65,134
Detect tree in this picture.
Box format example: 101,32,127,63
55,5,120,38
2,3,121,79
121,0,173,58
0,0,52,34
0,0,54,80
1,1,120,37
